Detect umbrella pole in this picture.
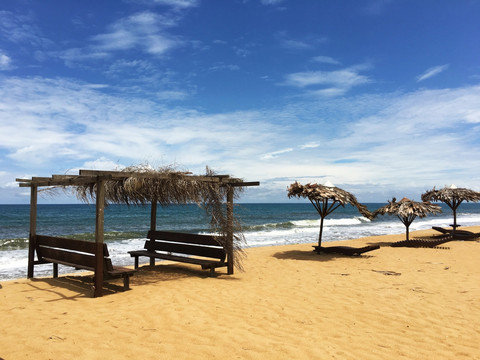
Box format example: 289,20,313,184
399,215,415,241
318,216,324,251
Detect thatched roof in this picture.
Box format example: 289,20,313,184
373,197,442,241
421,185,480,204
17,165,260,270
287,181,373,219
373,197,442,219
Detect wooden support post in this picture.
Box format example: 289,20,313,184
150,198,157,231
150,198,157,267
27,185,38,278
226,187,234,275
94,177,105,297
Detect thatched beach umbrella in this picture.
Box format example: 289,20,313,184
421,184,480,232
373,197,442,241
287,181,373,252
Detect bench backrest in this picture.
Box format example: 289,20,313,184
146,230,226,261
35,235,114,272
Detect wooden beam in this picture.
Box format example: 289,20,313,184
17,175,111,187
94,177,105,297
224,181,260,187
79,169,226,183
226,187,234,275
27,186,37,278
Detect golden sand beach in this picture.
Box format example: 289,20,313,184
1,228,479,359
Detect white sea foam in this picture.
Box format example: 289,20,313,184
1,209,479,281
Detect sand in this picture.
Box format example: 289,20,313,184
1,227,480,359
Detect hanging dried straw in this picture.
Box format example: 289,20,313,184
73,164,247,270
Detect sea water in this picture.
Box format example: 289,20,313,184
1,202,479,281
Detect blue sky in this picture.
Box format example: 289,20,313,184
1,0,480,204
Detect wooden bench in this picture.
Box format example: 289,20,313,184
128,230,228,276
35,235,135,291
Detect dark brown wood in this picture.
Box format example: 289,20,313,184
40,248,96,270
129,231,227,275
36,235,98,254
147,230,221,246
129,251,228,268
94,177,105,297
27,186,37,278
226,187,234,275
312,245,380,256
144,240,226,260
34,234,134,293
150,199,157,231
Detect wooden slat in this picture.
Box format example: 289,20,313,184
39,247,96,270
129,250,225,266
147,230,221,246
36,235,97,254
144,240,226,260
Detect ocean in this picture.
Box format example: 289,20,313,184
1,202,480,281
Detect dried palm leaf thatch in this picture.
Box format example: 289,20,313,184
73,164,247,270
287,181,373,250
373,197,442,241
421,185,480,230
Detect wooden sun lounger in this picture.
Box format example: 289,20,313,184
312,245,380,256
391,235,452,249
432,226,479,240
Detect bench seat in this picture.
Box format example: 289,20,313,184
129,230,227,276
35,235,135,292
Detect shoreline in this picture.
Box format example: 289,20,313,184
1,227,480,359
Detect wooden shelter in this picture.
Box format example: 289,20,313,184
17,168,259,297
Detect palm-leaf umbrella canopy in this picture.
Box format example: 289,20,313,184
421,185,480,231
373,197,442,241
287,181,373,252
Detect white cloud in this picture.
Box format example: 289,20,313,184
416,64,449,82
277,31,328,51
312,56,341,65
1,76,480,202
300,143,320,149
0,51,12,70
156,90,188,100
91,11,183,55
261,148,294,160
151,0,199,8
80,157,125,171
283,66,371,96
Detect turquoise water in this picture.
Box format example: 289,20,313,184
1,203,479,280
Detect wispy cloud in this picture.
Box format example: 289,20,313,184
261,0,286,5
151,0,200,8
0,51,13,70
364,0,395,15
283,66,371,96
91,11,183,55
276,31,328,51
312,55,341,65
416,64,449,82
261,148,294,160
